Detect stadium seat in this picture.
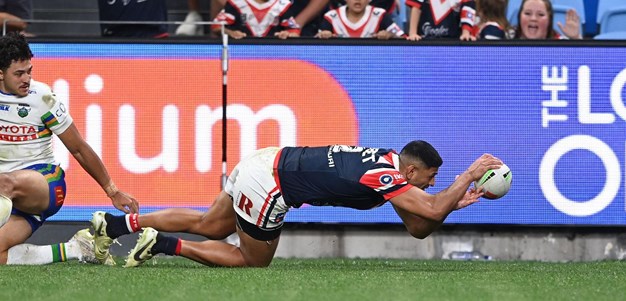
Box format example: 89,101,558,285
506,0,522,26
598,6,626,34
593,31,626,40
552,4,584,38
597,0,623,24
393,0,407,32
552,0,586,24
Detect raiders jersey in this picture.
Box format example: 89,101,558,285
320,5,405,38
275,145,412,209
213,0,300,37
0,80,73,172
406,0,476,39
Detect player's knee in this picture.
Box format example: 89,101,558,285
0,173,17,197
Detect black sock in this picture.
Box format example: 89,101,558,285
104,213,131,239
151,233,179,256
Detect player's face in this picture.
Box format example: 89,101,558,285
520,0,550,39
406,163,438,190
347,0,369,14
0,59,32,97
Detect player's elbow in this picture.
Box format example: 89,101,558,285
423,208,447,223
406,226,432,239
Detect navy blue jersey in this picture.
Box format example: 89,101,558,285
98,0,169,38
275,145,412,209
476,22,506,39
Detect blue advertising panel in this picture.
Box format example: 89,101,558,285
31,42,626,225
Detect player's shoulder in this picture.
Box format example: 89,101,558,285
27,80,53,95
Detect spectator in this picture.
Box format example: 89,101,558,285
290,0,330,37
514,0,581,40
317,0,405,39
0,0,32,33
175,0,220,36
473,0,510,40
181,0,328,37
329,0,396,15
98,0,169,38
210,0,301,39
406,0,476,41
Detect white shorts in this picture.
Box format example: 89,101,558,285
224,147,289,241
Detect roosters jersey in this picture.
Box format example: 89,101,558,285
405,0,476,39
330,0,397,15
212,0,300,37
0,80,72,172
474,21,506,39
275,145,412,209
320,5,405,38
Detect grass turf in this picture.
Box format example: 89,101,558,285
1,258,625,301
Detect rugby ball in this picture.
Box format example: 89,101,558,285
474,164,512,199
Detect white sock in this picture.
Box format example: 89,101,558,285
6,241,80,265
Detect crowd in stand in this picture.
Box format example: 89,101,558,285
0,0,622,40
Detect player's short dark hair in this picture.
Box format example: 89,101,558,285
400,140,443,168
0,32,33,72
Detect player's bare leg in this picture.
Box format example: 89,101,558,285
0,216,32,264
178,226,279,267
94,190,237,241
137,191,236,240
0,170,50,263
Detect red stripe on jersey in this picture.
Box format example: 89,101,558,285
384,184,412,200
273,148,283,193
380,152,395,166
256,186,279,226
359,168,406,192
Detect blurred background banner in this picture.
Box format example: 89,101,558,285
31,42,626,226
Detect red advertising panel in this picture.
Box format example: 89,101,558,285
35,58,357,207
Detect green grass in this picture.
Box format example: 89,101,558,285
1,258,625,301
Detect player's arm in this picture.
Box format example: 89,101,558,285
392,203,445,239
389,154,501,236
391,186,482,238
57,123,139,214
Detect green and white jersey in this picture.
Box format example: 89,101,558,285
0,80,73,172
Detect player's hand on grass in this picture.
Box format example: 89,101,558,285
110,190,139,214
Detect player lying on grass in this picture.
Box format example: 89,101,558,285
92,140,502,267
0,32,138,265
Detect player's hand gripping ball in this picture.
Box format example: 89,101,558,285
475,164,512,199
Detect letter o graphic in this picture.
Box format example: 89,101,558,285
540,135,620,217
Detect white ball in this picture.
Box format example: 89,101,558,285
474,164,512,200
0,195,12,228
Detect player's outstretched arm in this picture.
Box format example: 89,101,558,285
57,123,139,213
390,154,501,231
